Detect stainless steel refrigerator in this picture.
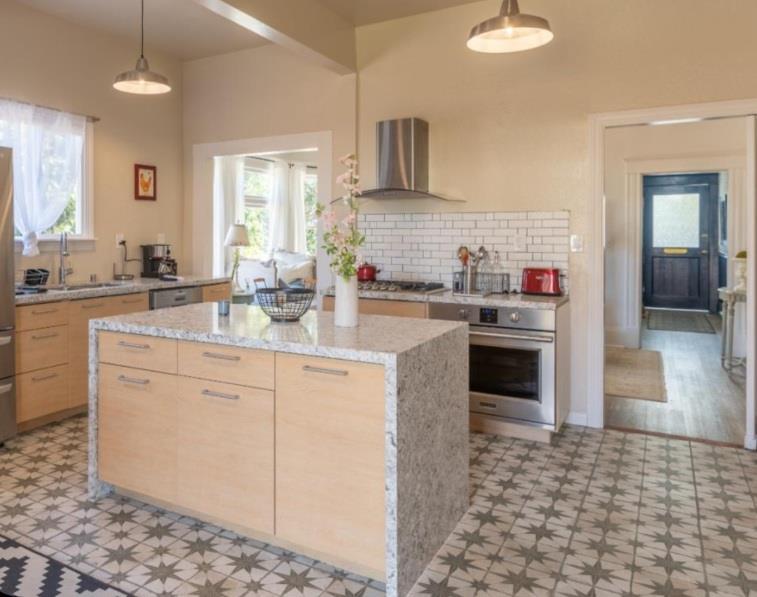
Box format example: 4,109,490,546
0,147,17,444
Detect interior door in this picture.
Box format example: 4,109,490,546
643,174,719,312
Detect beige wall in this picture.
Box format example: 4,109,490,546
181,44,356,272
353,0,757,421
182,0,757,421
2,0,184,283
604,118,747,348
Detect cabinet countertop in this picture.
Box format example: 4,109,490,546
89,303,467,365
324,287,569,310
15,276,230,306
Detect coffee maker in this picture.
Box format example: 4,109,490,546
141,244,178,278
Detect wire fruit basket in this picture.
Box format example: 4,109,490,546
255,288,315,322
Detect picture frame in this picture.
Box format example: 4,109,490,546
134,164,157,201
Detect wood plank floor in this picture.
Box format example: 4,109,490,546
605,314,745,445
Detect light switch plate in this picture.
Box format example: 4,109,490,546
570,234,584,253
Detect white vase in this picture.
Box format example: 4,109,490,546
334,275,359,328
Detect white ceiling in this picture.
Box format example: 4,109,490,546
316,0,485,26
13,0,269,61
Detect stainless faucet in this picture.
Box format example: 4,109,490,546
59,232,73,286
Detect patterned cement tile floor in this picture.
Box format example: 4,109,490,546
2,416,757,597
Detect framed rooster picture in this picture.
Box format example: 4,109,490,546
135,164,157,201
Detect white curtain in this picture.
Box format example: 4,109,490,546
212,155,245,277
267,161,307,255
0,100,85,256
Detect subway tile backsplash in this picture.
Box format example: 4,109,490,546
358,210,570,291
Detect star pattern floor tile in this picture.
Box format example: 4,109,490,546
2,416,757,596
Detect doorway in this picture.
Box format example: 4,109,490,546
642,173,719,313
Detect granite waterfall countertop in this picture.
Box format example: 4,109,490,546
15,276,230,306
89,302,467,365
324,287,569,310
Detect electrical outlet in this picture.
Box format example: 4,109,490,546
570,234,584,253
115,233,125,247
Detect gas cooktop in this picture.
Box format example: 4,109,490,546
358,280,446,294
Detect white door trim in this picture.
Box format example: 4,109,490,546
588,99,757,449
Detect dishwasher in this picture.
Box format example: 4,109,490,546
149,286,203,310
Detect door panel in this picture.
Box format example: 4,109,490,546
643,174,719,312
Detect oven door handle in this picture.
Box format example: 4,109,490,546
470,331,554,343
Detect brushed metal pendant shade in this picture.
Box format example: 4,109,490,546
467,0,553,53
113,0,171,95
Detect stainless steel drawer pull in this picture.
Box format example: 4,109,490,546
118,375,150,386
201,389,240,401
32,372,58,382
479,401,498,409
117,341,151,350
201,352,241,362
0,383,12,395
0,336,11,346
31,308,58,315
302,365,349,377
121,298,143,304
82,303,106,310
31,332,59,340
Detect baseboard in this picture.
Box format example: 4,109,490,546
565,411,588,426
745,434,757,450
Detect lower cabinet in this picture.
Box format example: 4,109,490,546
322,296,428,318
16,365,69,424
202,283,232,303
176,377,274,534
275,353,386,574
98,364,178,503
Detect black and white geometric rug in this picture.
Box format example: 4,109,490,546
0,536,128,597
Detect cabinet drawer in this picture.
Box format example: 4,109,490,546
15,325,68,374
99,332,177,374
108,293,149,314
202,283,231,303
16,365,69,423
177,377,274,534
69,299,113,408
275,353,386,573
98,364,177,502
16,302,69,331
178,342,274,390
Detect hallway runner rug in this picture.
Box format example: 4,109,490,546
0,536,128,597
647,309,716,333
605,346,667,402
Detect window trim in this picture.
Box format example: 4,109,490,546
12,119,95,243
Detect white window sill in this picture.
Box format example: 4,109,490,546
14,237,97,254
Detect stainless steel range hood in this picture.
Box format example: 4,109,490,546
361,118,462,201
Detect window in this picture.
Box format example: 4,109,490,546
241,165,272,259
0,99,92,253
240,160,318,259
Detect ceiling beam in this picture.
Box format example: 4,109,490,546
192,0,356,74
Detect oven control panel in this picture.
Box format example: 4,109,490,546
479,308,498,325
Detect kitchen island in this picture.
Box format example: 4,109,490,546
87,304,469,597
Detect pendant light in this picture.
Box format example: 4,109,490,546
467,0,553,54
113,0,171,95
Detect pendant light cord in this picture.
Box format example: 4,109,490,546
140,0,145,58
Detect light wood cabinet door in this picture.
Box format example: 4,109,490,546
322,297,427,319
275,353,386,574
98,364,177,502
178,341,274,390
16,365,69,423
16,302,68,332
15,325,68,374
177,377,274,534
68,298,112,408
69,294,150,408
99,332,177,374
202,283,231,303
